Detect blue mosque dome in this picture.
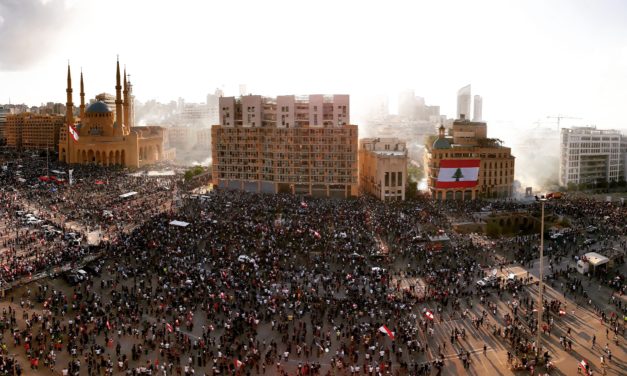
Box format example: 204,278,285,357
432,138,451,150
86,101,111,114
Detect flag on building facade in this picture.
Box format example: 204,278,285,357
435,159,480,188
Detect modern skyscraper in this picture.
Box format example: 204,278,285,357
473,95,482,121
456,84,471,120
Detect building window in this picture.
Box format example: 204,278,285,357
385,172,389,187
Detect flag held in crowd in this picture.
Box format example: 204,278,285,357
378,325,395,340
425,310,434,320
68,124,80,142
234,359,243,369
166,323,173,333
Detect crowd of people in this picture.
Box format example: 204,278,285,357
0,152,624,375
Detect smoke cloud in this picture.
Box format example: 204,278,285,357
0,0,75,70
489,122,561,193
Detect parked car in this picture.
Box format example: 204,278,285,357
477,275,498,287
63,271,82,286
83,262,102,277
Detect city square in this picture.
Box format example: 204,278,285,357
0,152,624,375
1,2,627,375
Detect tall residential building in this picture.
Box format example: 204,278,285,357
179,103,212,127
559,126,622,186
359,138,408,201
5,113,65,151
425,115,515,200
398,90,416,118
621,135,627,181
473,95,482,121
0,106,9,144
206,88,223,125
212,94,357,198
456,84,471,119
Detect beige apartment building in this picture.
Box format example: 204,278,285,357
425,115,515,200
211,94,358,198
5,113,64,151
359,138,408,201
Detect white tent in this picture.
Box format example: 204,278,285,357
119,191,138,199
584,252,609,267
169,220,190,227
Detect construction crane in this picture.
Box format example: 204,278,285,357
546,115,581,132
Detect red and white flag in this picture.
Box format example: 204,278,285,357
300,201,308,208
378,325,395,340
166,323,173,333
234,359,243,369
106,320,111,330
68,124,80,142
436,159,480,188
425,310,434,320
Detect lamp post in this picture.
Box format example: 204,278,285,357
535,196,547,356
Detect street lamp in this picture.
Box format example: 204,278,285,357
535,195,547,356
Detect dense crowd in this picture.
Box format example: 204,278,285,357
0,154,624,375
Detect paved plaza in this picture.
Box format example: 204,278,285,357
0,156,624,376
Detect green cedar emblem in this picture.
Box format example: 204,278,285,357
452,168,464,181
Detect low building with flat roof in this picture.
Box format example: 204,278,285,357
359,137,407,201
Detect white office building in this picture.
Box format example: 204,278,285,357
559,126,622,186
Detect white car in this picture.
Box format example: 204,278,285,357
476,275,497,287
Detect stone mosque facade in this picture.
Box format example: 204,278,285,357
59,59,174,167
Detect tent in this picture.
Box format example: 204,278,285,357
169,220,190,227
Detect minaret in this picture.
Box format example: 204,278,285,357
115,57,124,131
79,69,85,119
123,66,130,130
438,124,445,139
66,64,74,126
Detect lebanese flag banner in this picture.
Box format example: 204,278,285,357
68,124,80,142
234,359,243,369
436,159,480,189
106,320,111,330
425,310,434,320
166,323,173,333
378,325,395,340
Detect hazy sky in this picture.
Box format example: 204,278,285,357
1,0,626,129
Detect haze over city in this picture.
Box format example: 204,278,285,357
1,0,627,130
0,1,626,376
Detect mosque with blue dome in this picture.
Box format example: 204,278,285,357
59,58,173,167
